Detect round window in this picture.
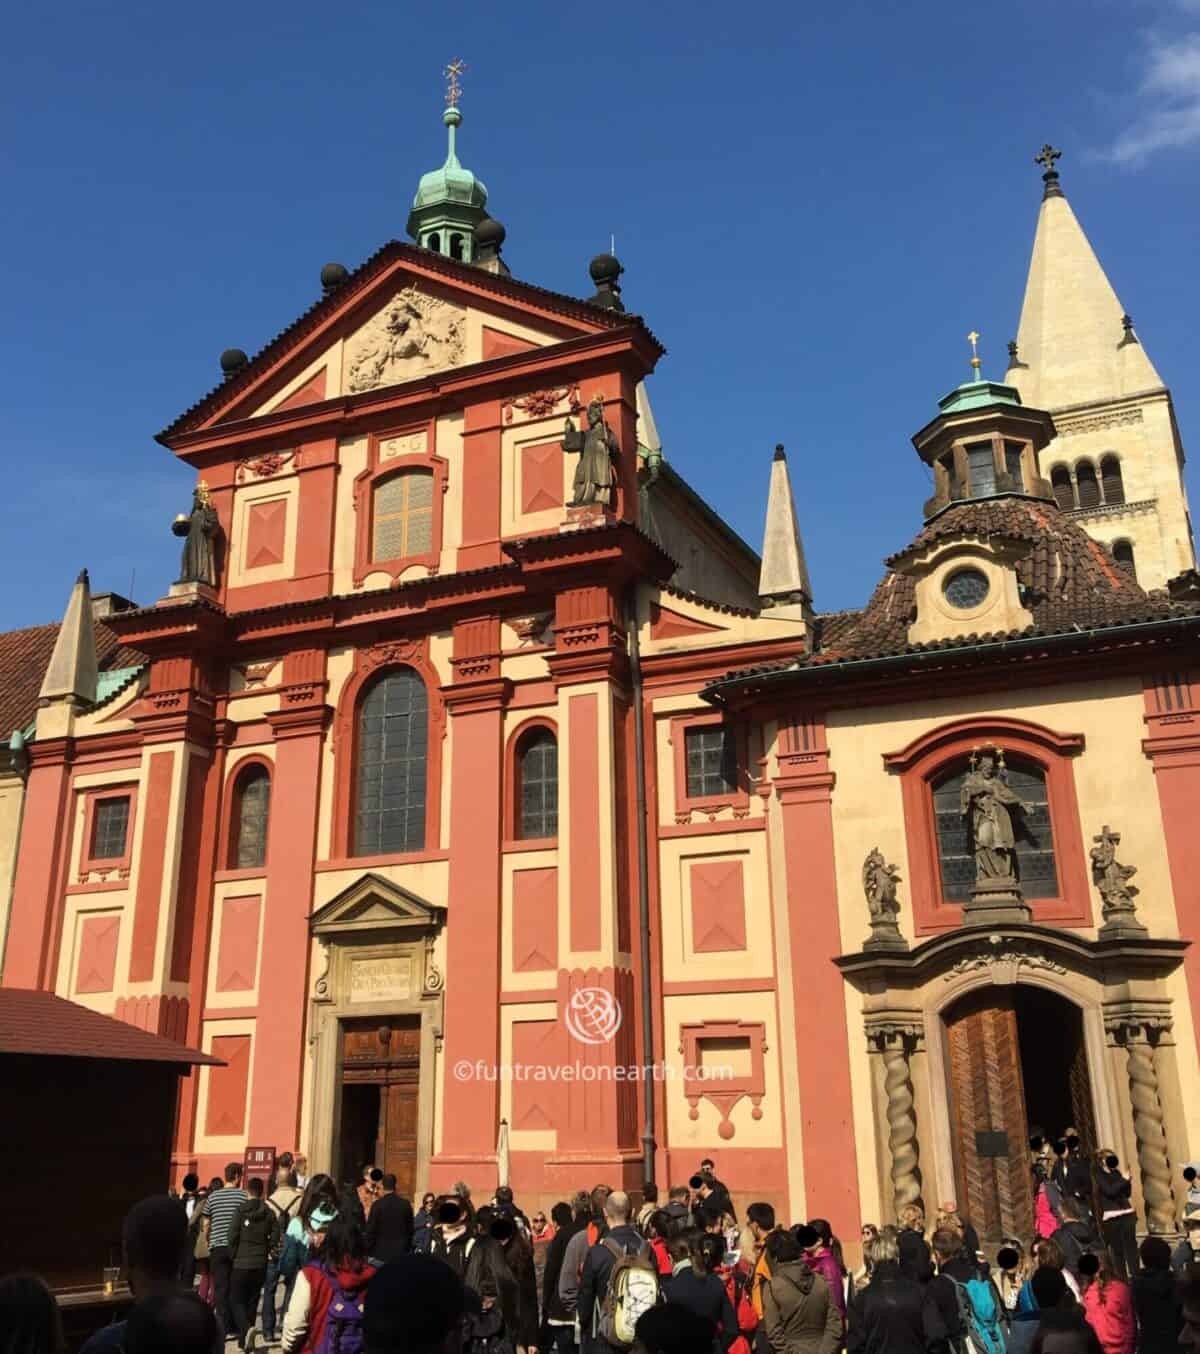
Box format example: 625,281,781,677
943,567,990,609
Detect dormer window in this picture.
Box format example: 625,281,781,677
966,442,996,497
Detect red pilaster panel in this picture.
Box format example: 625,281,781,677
206,1033,252,1136
129,750,176,983
773,714,862,1235
458,400,502,570
294,437,337,593
568,692,602,952
75,915,120,994
435,678,505,1180
3,749,72,989
170,752,212,982
512,868,558,972
216,895,262,992
247,708,324,1147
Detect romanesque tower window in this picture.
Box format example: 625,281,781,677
231,765,271,869
355,668,429,855
1101,455,1125,506
1112,540,1137,581
932,757,1059,902
1075,460,1100,510
373,469,434,564
1050,465,1074,510
516,728,558,840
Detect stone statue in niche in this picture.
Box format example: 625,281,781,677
1091,824,1146,935
561,395,617,507
960,745,1029,886
862,847,907,951
172,481,220,586
344,286,465,393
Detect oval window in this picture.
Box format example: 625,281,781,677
943,568,990,609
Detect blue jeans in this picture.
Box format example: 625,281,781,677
260,1258,282,1339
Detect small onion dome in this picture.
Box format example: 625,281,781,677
320,262,349,293
589,252,623,286
474,216,506,249
220,348,249,377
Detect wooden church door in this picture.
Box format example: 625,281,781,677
944,991,1036,1242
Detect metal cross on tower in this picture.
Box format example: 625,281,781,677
1034,144,1061,173
444,58,467,108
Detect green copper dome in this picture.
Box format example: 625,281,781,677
937,376,1024,415
406,106,489,262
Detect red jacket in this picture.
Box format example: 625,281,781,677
1083,1278,1136,1354
717,1260,759,1354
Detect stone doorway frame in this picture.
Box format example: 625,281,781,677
837,923,1190,1234
303,873,446,1192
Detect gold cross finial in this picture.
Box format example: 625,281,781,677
967,330,982,377
444,58,466,108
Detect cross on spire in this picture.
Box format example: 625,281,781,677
1035,143,1064,199
444,58,466,108
967,329,982,379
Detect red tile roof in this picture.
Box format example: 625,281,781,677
0,988,219,1065
0,618,143,741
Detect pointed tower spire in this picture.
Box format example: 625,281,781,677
758,445,813,617
1008,146,1161,410
39,569,98,709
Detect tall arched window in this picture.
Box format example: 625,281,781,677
373,470,434,564
355,669,428,855
516,728,558,840
1100,455,1125,506
1075,461,1100,510
931,756,1059,902
1050,465,1074,511
231,765,271,869
1112,540,1137,581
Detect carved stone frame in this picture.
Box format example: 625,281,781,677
303,873,446,1192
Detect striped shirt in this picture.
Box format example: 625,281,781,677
202,1187,247,1248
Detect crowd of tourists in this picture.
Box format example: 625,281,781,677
3,1145,1200,1354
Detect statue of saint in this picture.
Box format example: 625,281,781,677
172,481,220,586
1091,825,1139,913
862,848,901,924
959,747,1030,885
561,396,616,507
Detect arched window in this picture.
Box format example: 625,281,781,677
1075,461,1100,510
515,728,558,839
372,469,434,564
931,756,1059,903
449,233,465,261
1050,465,1075,511
1100,455,1125,506
1112,540,1137,581
427,232,441,253
231,765,270,869
355,669,428,855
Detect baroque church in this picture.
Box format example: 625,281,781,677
2,96,1199,1242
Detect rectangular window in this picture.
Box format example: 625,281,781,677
373,471,434,563
966,442,996,497
91,796,131,860
684,726,738,800
1004,442,1025,490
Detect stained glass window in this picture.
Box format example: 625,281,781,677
91,796,130,860
373,470,434,563
233,767,270,869
685,726,738,799
517,729,558,839
943,569,990,609
355,668,428,855
933,758,1058,903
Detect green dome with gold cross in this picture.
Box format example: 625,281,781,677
406,61,489,263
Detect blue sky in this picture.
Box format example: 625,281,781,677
3,0,1199,627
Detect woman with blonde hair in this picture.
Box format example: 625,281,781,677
1019,1236,1082,1307
995,1235,1033,1312
896,1203,931,1283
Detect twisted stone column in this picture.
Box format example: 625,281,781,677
1110,1013,1175,1234
868,1019,924,1216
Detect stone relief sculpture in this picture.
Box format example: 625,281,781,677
1091,825,1146,936
172,480,220,587
561,395,617,507
344,286,465,393
862,847,907,950
960,745,1029,886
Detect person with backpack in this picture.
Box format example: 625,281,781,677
278,1175,341,1337
430,1195,521,1352
558,1185,613,1325
578,1190,661,1353
923,1225,1005,1354
263,1169,304,1344
664,1233,736,1353
1052,1199,1103,1283
760,1228,841,1354
229,1176,274,1351
1008,1265,1077,1354
281,1214,376,1354
713,1231,759,1354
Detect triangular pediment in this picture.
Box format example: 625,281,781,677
159,243,640,444
310,872,445,937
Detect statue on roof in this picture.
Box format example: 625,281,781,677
172,481,220,587
562,395,617,508
960,745,1030,885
